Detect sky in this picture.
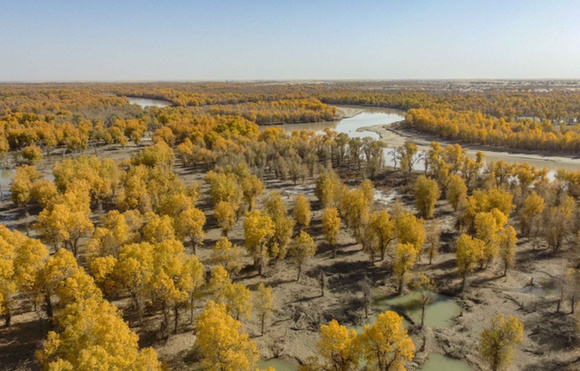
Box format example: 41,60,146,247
1,0,580,81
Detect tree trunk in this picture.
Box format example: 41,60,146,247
174,306,179,334
421,303,426,328
296,265,302,282
44,294,53,319
462,272,467,292
191,240,197,255
4,310,11,327
261,314,265,336
190,297,195,323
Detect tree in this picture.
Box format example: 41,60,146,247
322,208,341,258
264,191,295,260
36,203,94,257
115,242,155,324
176,207,206,254
341,189,370,243
86,210,131,261
10,165,42,215
397,141,418,176
141,213,175,244
394,243,418,294
425,220,440,265
317,320,360,371
254,283,275,336
315,170,342,208
480,314,524,371
244,210,275,276
369,209,395,261
543,195,576,250
37,298,162,370
195,301,259,371
359,311,415,371
289,231,317,281
21,145,43,165
293,194,311,229
474,210,506,268
446,173,467,212
414,176,440,219
211,237,243,277
519,191,545,237
394,211,425,253
499,225,518,276
409,273,435,328
223,283,253,320
240,173,264,211
456,234,485,291
214,201,236,236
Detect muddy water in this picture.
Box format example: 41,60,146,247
126,96,172,108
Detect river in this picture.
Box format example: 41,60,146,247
126,96,172,108
282,106,580,176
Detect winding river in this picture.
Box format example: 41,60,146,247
284,106,580,176
127,96,172,108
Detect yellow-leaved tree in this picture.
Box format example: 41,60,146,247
254,283,275,336
293,194,311,229
480,314,524,371
414,175,440,219
175,207,206,254
456,234,485,291
211,237,243,278
244,210,275,276
195,301,259,371
322,208,341,258
394,243,419,294
359,311,415,371
289,231,317,281
317,319,360,371
37,298,162,371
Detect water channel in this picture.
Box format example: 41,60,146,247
126,96,172,108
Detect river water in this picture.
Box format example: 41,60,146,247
126,96,172,108
281,106,580,176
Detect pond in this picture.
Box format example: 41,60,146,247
421,353,473,371
257,358,298,371
349,291,461,334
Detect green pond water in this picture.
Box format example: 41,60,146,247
258,291,471,371
421,353,473,371
258,352,473,371
257,358,297,371
351,291,461,334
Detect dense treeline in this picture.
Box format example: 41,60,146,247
405,108,580,153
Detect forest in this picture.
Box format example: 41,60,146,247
1,81,580,371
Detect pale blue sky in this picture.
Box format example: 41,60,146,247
1,0,580,81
